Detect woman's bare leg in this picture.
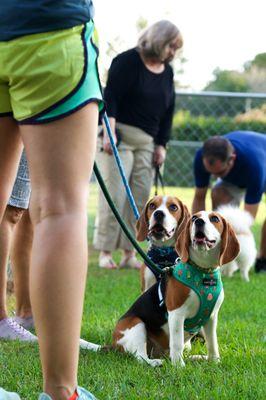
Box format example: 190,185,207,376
11,209,33,318
20,104,99,399
0,206,24,321
0,118,23,221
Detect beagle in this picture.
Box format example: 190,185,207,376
136,195,190,292
113,211,240,367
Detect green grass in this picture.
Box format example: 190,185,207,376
1,185,266,399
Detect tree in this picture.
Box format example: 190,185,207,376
204,68,249,92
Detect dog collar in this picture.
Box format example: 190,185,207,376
146,245,178,271
187,258,219,274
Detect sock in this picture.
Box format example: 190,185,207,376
69,390,79,400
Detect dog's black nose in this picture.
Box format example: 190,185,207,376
195,218,205,227
153,210,165,221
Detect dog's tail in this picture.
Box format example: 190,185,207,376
217,205,254,234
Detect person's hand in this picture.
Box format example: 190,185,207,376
153,145,166,167
102,130,117,155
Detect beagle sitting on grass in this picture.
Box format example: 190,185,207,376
137,195,190,292
113,211,240,367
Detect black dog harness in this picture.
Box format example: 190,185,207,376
146,245,178,280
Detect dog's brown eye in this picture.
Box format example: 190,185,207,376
149,203,156,210
192,215,197,221
169,204,178,211
210,215,219,223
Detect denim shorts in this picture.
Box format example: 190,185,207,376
8,150,31,209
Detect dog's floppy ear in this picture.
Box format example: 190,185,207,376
219,216,240,266
136,199,151,241
175,219,191,263
176,201,190,238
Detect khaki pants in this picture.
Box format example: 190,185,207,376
93,123,154,251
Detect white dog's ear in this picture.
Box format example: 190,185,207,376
136,199,151,241
219,216,240,266
176,201,191,238
175,219,191,262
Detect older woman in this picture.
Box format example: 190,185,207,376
94,20,183,269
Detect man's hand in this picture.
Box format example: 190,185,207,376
192,187,208,214
153,145,166,167
103,130,117,155
102,117,117,155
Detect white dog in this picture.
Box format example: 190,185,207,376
217,205,257,282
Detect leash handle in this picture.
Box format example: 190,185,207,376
154,166,165,196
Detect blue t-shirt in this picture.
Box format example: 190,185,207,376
0,0,94,41
194,131,266,204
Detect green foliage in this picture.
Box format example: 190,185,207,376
204,68,249,92
245,52,266,70
171,110,266,141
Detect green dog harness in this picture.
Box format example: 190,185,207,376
172,261,223,333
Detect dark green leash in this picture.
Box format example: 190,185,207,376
93,162,171,277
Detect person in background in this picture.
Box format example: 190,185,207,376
0,151,35,340
192,131,266,273
93,20,183,269
0,0,102,399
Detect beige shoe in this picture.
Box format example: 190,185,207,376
119,255,141,269
99,254,117,269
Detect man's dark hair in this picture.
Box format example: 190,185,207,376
202,136,234,164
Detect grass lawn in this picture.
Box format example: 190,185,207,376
1,185,266,399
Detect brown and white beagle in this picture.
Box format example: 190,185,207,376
136,195,190,292
113,211,240,367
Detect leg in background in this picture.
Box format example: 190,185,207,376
93,145,134,267
11,209,33,320
0,118,23,222
211,186,234,209
20,103,99,400
119,148,153,268
0,206,24,321
255,217,266,273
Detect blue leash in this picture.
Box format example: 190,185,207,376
103,113,140,220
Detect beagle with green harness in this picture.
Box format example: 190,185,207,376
113,210,240,367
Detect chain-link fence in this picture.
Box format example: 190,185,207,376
164,91,266,187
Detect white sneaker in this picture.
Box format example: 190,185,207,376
0,318,37,342
79,338,101,351
12,315,34,330
38,387,97,399
98,254,117,269
119,255,141,269
0,388,21,399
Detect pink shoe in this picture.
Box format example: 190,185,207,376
12,315,34,330
119,256,142,269
0,318,37,342
99,255,117,269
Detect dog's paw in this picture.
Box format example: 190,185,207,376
144,358,163,367
207,355,220,363
171,355,185,367
189,354,208,361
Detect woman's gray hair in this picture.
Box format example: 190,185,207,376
137,20,183,60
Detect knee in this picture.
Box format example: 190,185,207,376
30,190,88,225
5,205,25,225
211,186,232,209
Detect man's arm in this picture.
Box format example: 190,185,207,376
244,203,259,219
192,187,208,214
